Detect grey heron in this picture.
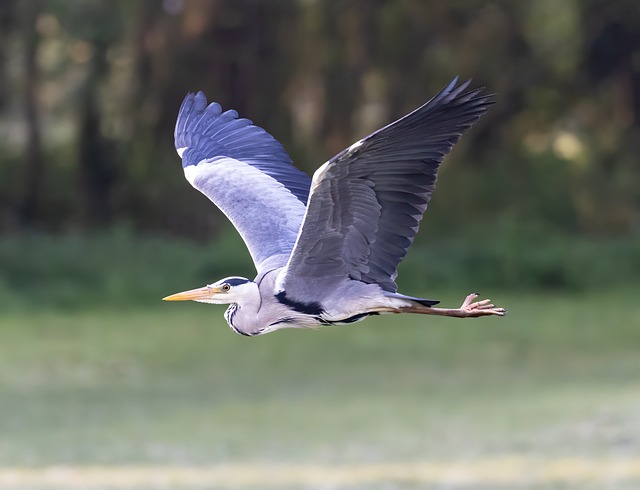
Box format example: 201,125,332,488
163,78,505,336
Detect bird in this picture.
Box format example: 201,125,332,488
163,77,506,336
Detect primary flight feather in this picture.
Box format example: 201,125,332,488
164,77,505,336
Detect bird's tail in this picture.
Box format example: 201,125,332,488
385,292,440,308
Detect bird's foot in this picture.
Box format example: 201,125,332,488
458,293,506,317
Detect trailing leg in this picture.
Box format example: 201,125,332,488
399,293,506,318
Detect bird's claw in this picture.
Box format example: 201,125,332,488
459,293,506,317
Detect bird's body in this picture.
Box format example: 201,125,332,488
211,270,437,336
164,78,505,335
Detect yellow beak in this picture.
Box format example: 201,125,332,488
162,285,221,302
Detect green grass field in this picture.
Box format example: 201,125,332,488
1,290,639,489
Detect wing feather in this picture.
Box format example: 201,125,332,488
280,78,494,301
175,93,312,272
175,92,312,204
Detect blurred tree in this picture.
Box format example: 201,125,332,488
0,0,16,112
0,0,638,236
75,0,120,226
18,0,45,227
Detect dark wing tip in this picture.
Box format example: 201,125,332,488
419,78,495,129
192,91,208,115
430,78,496,110
175,91,209,149
431,77,469,104
438,77,495,108
352,77,494,147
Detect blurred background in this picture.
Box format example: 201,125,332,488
1,1,639,489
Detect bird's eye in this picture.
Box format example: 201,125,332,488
221,283,231,292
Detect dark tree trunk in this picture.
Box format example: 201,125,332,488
19,0,44,227
76,0,119,227
0,0,16,111
77,38,116,227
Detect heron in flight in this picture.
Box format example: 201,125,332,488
163,78,505,336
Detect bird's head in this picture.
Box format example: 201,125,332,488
162,277,256,305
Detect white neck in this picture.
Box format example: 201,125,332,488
224,282,262,335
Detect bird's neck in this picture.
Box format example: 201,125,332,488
224,282,263,336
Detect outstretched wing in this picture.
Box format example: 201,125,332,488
175,92,312,273
279,78,493,301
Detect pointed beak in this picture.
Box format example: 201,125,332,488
162,285,221,302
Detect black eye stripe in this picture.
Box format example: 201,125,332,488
223,277,250,287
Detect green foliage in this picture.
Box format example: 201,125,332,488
0,229,253,311
402,223,640,293
0,229,638,311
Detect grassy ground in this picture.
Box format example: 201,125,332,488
0,290,639,489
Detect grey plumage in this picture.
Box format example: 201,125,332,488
163,78,506,335
281,78,491,302
175,92,311,204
